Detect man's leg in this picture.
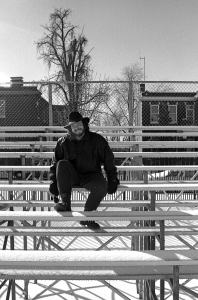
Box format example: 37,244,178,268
54,160,80,211
80,172,107,228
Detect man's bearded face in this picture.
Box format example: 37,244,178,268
71,121,85,137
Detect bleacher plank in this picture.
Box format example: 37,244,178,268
0,226,198,237
1,183,198,192
1,151,198,158
0,250,198,281
2,165,198,172
0,125,197,130
1,200,197,208
0,210,198,222
1,129,198,137
2,131,198,137
1,140,198,148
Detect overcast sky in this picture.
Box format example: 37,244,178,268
0,0,198,82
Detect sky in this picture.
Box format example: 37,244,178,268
0,0,198,83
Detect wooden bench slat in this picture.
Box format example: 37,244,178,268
0,210,198,221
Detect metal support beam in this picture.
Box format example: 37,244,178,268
173,266,179,300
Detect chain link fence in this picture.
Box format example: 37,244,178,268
1,78,198,195
1,78,198,128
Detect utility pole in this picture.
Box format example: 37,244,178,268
140,57,145,81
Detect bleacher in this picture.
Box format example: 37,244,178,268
1,125,198,300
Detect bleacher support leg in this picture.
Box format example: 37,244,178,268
150,191,155,250
173,266,179,300
6,280,12,300
24,280,29,300
3,229,9,250
145,280,151,300
143,171,149,252
150,191,156,297
11,280,16,300
8,171,14,251
160,280,165,300
160,220,165,299
143,171,149,299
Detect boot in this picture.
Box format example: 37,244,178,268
54,193,71,212
80,220,100,229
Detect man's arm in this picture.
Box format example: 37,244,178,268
98,136,119,194
49,139,64,196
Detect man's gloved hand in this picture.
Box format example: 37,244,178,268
49,182,59,203
49,191,59,203
53,195,59,203
107,178,119,194
49,183,58,196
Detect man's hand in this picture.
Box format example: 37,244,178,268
49,192,59,203
107,179,119,194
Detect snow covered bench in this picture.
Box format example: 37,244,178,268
0,249,197,281
0,249,198,300
1,209,198,251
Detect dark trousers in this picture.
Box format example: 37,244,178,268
56,160,107,211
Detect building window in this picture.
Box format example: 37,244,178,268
169,105,177,123
150,104,159,124
0,100,5,118
186,104,194,123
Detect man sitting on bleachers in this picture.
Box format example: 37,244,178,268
49,111,119,229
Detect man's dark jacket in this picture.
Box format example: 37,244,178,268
49,130,118,195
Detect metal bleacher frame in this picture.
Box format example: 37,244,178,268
1,125,198,300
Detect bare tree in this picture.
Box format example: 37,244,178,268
36,8,107,113
100,63,144,127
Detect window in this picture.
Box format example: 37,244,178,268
169,105,177,123
0,100,5,118
150,105,159,124
186,104,194,123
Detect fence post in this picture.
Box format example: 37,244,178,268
129,81,144,299
128,81,133,126
48,83,53,126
